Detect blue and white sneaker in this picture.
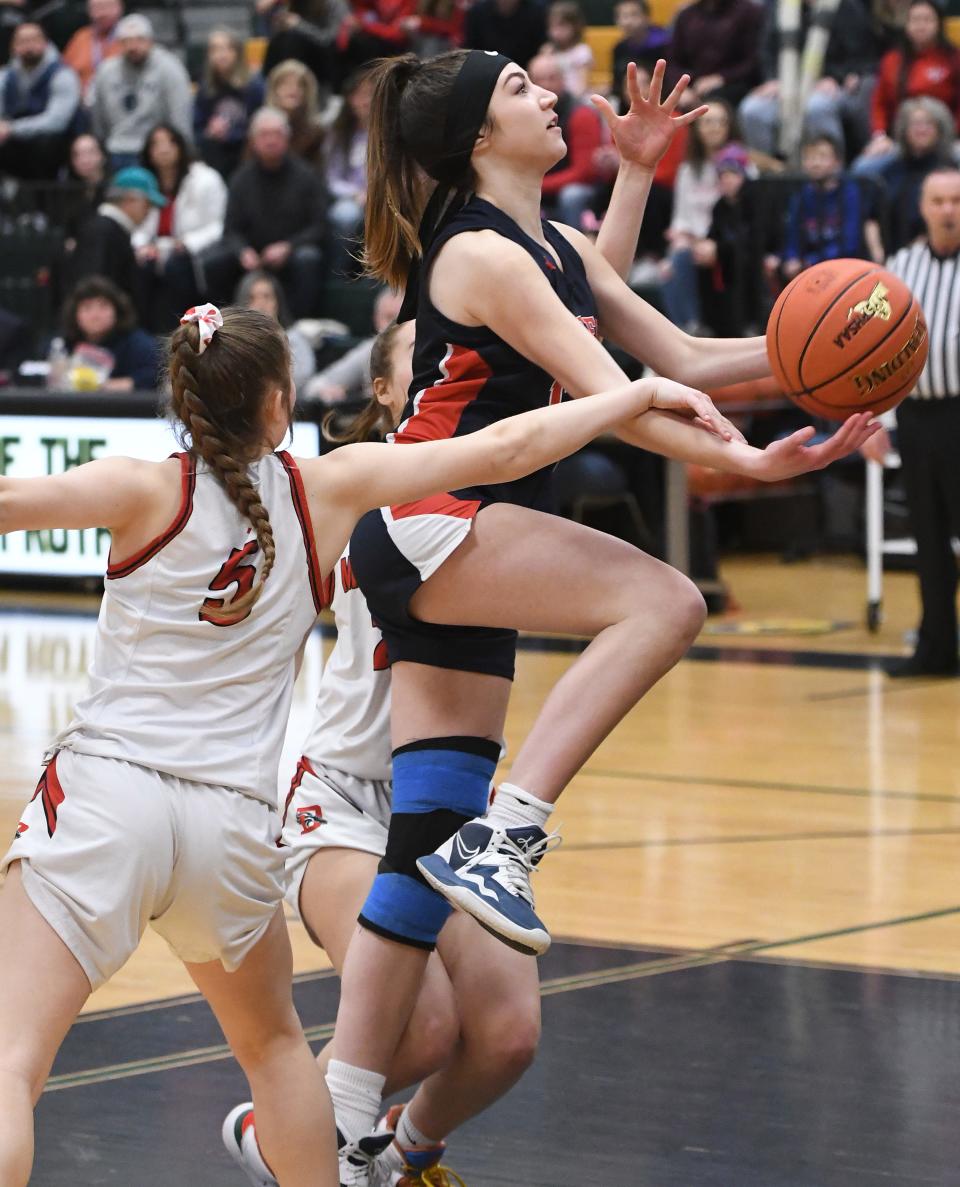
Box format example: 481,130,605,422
417,821,560,956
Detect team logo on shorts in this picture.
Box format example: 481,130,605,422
296,805,327,834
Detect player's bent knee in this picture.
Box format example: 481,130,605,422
224,1006,305,1073
358,737,500,950
408,998,461,1079
0,1055,47,1107
674,574,707,640
359,869,454,950
475,1004,541,1075
463,979,541,1072
360,807,473,947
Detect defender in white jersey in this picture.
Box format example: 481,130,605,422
0,302,704,1187
230,321,544,1187
281,545,393,906
18,447,322,981
48,449,323,803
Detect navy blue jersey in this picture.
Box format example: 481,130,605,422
392,196,600,510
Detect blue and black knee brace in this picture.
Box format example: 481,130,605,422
358,736,500,949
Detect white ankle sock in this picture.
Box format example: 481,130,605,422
325,1060,385,1144
486,782,554,831
396,1107,440,1149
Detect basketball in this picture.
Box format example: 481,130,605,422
766,259,929,420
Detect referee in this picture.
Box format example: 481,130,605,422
864,168,960,677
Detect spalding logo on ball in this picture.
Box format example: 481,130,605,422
767,258,929,420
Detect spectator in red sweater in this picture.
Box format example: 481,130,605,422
336,0,413,76
528,52,604,228
404,0,465,55
857,0,960,173
668,0,763,107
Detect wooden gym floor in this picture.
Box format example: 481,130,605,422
2,556,959,1185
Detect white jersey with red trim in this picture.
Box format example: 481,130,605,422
300,549,392,783
52,451,327,805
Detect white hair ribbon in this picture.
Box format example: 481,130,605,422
180,303,224,354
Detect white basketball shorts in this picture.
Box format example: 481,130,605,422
281,756,391,919
1,750,285,989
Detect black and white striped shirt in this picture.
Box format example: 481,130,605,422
888,242,960,399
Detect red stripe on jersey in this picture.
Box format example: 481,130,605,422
389,492,481,521
277,452,332,613
392,344,492,445
281,755,317,829
40,756,65,838
107,453,197,579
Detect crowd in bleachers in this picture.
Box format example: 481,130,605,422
0,0,953,407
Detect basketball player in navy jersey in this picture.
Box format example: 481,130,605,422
321,48,880,1177
223,67,722,1187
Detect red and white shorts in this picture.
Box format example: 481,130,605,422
1,750,285,989
280,757,391,919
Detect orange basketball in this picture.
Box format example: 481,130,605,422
766,259,929,420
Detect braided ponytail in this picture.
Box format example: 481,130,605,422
168,308,291,623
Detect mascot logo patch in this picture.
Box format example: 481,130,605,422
296,805,326,834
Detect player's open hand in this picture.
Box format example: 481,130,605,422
590,60,708,174
646,378,746,442
751,412,881,481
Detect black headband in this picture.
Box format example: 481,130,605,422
398,50,513,322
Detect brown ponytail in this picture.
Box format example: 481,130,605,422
363,50,472,288
168,308,291,623
323,321,404,444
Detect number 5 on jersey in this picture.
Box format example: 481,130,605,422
200,541,259,626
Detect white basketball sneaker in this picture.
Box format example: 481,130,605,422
222,1103,277,1187
223,1102,395,1187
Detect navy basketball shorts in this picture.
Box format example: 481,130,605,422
350,493,517,680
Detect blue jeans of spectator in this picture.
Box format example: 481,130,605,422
738,86,872,157
108,152,141,173
136,249,202,332
201,242,325,319
278,244,324,319
662,246,701,330
850,150,898,178
327,196,364,278
546,183,600,230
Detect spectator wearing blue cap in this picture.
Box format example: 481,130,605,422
67,165,166,319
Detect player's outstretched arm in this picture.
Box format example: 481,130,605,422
558,221,771,390
747,416,883,481
299,375,731,573
0,456,177,535
424,232,753,466
617,410,881,480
